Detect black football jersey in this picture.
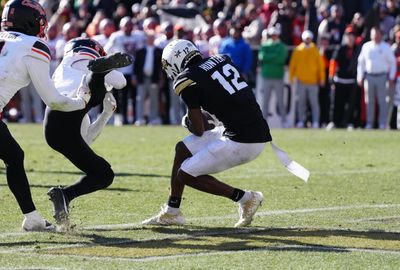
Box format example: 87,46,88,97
175,54,272,143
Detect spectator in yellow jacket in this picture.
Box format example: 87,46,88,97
289,30,326,128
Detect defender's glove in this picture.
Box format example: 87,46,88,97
76,74,91,105
103,92,117,114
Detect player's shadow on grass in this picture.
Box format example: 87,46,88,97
0,239,93,248
69,226,400,254
2,227,398,255
132,226,400,253
0,169,169,192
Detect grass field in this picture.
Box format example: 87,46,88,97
0,124,399,269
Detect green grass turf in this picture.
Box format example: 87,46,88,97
0,124,399,269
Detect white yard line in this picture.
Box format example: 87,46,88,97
1,203,399,237
0,232,34,238
84,203,400,230
347,216,400,223
0,268,65,270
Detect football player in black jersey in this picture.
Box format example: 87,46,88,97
143,39,272,227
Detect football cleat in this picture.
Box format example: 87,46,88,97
47,187,70,225
87,52,132,73
142,204,185,226
234,191,264,228
22,217,55,232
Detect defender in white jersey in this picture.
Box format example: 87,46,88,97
44,37,132,227
0,0,91,231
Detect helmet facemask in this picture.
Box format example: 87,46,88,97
38,16,48,38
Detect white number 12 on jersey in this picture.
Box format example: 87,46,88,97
211,63,248,94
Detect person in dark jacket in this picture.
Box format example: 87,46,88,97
134,31,163,125
327,27,360,130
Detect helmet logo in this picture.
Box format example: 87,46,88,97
161,58,172,70
174,50,181,58
174,45,193,58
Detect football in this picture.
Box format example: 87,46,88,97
182,110,217,133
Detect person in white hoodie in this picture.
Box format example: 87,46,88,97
0,0,91,231
44,37,132,227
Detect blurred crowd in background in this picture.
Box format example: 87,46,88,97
1,0,399,130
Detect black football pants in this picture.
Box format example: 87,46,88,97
0,120,36,214
44,72,114,202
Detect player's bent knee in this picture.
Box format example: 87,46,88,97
45,136,63,152
96,165,114,189
177,169,196,186
103,167,115,188
175,141,191,159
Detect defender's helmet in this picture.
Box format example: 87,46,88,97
1,0,48,38
161,39,202,80
64,37,107,58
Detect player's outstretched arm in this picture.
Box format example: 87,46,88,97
82,93,116,145
24,56,87,112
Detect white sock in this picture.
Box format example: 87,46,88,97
23,210,42,220
165,205,180,214
238,191,252,204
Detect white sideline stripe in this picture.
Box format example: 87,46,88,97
1,203,399,237
1,245,400,264
0,268,65,270
0,232,32,238
83,203,400,230
347,216,400,223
